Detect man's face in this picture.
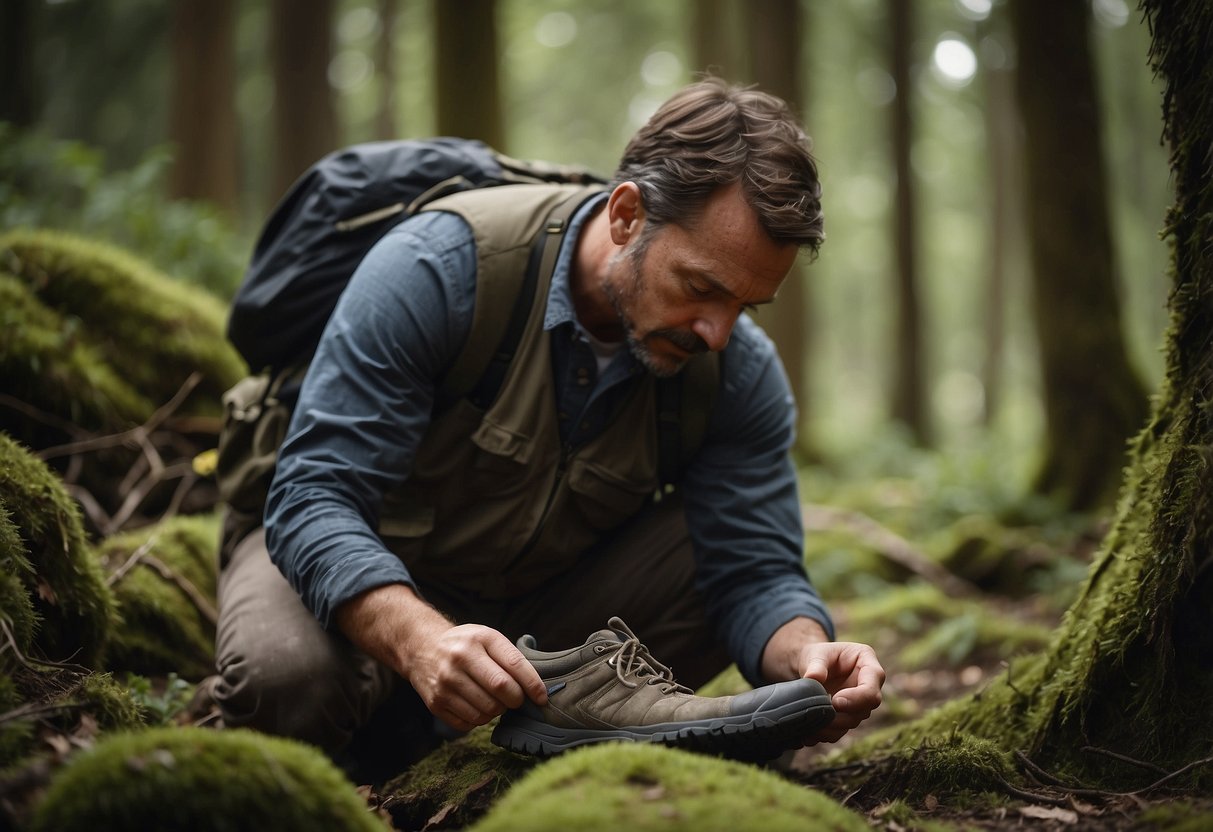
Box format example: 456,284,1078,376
603,183,798,377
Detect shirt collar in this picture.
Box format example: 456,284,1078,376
544,192,609,332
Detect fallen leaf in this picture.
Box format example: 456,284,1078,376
1019,805,1078,824
923,793,939,811
422,802,457,830
36,579,58,605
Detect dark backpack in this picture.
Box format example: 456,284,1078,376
227,137,607,374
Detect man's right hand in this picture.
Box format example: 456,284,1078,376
334,583,548,732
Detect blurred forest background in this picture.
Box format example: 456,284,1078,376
1,0,1172,506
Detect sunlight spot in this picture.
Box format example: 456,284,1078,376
338,7,379,43
641,50,683,87
932,36,978,88
329,50,372,92
1092,0,1131,28
535,12,577,48
954,0,992,21
855,66,896,107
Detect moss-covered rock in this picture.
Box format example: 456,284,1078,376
0,272,151,443
859,733,1015,805
0,500,39,655
468,743,869,832
380,723,537,830
0,229,245,420
97,513,220,680
0,433,114,666
30,727,389,832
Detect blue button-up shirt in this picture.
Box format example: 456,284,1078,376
265,194,834,685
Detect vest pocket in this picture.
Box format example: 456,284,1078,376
566,458,654,531
466,420,533,497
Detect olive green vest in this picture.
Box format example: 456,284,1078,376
381,184,715,599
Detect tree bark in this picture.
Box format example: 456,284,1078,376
1011,0,1149,511
374,0,400,140
743,0,811,431
0,0,37,127
691,0,739,81
269,0,339,203
888,0,928,443
169,0,240,216
433,0,504,149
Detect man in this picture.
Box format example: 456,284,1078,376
214,78,884,771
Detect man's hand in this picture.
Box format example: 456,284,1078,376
761,617,885,745
335,584,548,732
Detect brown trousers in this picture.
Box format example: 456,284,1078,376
213,496,730,760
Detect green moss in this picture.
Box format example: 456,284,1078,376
696,663,750,698
30,727,388,832
1136,800,1213,831
871,734,1015,804
75,673,149,731
0,673,35,769
469,743,868,832
0,433,115,666
0,229,246,416
0,500,39,654
381,723,537,830
97,514,220,680
0,272,151,443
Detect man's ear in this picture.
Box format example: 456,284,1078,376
607,182,645,245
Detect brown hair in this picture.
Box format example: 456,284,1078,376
611,77,824,255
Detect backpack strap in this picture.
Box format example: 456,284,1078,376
436,187,604,409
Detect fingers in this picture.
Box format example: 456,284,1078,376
483,634,549,706
412,624,543,729
831,644,885,712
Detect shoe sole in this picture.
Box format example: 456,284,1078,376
491,687,835,761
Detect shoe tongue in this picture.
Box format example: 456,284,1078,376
585,628,625,645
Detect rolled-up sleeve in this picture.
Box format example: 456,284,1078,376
264,212,476,628
682,314,834,686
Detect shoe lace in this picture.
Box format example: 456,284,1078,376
605,618,692,695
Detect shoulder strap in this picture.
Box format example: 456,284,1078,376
437,187,603,410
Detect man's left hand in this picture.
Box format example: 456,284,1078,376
760,617,885,745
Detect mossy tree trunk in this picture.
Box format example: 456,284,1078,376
1012,0,1149,511
433,0,504,150
373,0,400,140
845,0,1213,791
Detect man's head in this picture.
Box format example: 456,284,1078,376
589,78,822,377
610,76,825,258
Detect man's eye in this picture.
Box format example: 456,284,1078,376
687,280,712,297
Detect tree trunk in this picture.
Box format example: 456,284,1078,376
374,0,400,140
269,0,339,203
888,0,928,444
169,0,240,216
743,0,811,431
841,0,1213,793
978,14,1019,427
0,0,37,127
433,0,503,150
691,0,739,80
1012,0,1149,511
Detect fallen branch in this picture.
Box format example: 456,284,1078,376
105,536,217,627
801,503,980,597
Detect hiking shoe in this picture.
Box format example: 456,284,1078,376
490,616,835,761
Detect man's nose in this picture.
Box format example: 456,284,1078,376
691,310,735,353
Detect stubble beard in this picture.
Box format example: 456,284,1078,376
603,241,697,378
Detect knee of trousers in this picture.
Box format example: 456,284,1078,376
214,627,389,753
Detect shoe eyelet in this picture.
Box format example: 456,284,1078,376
594,645,606,653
